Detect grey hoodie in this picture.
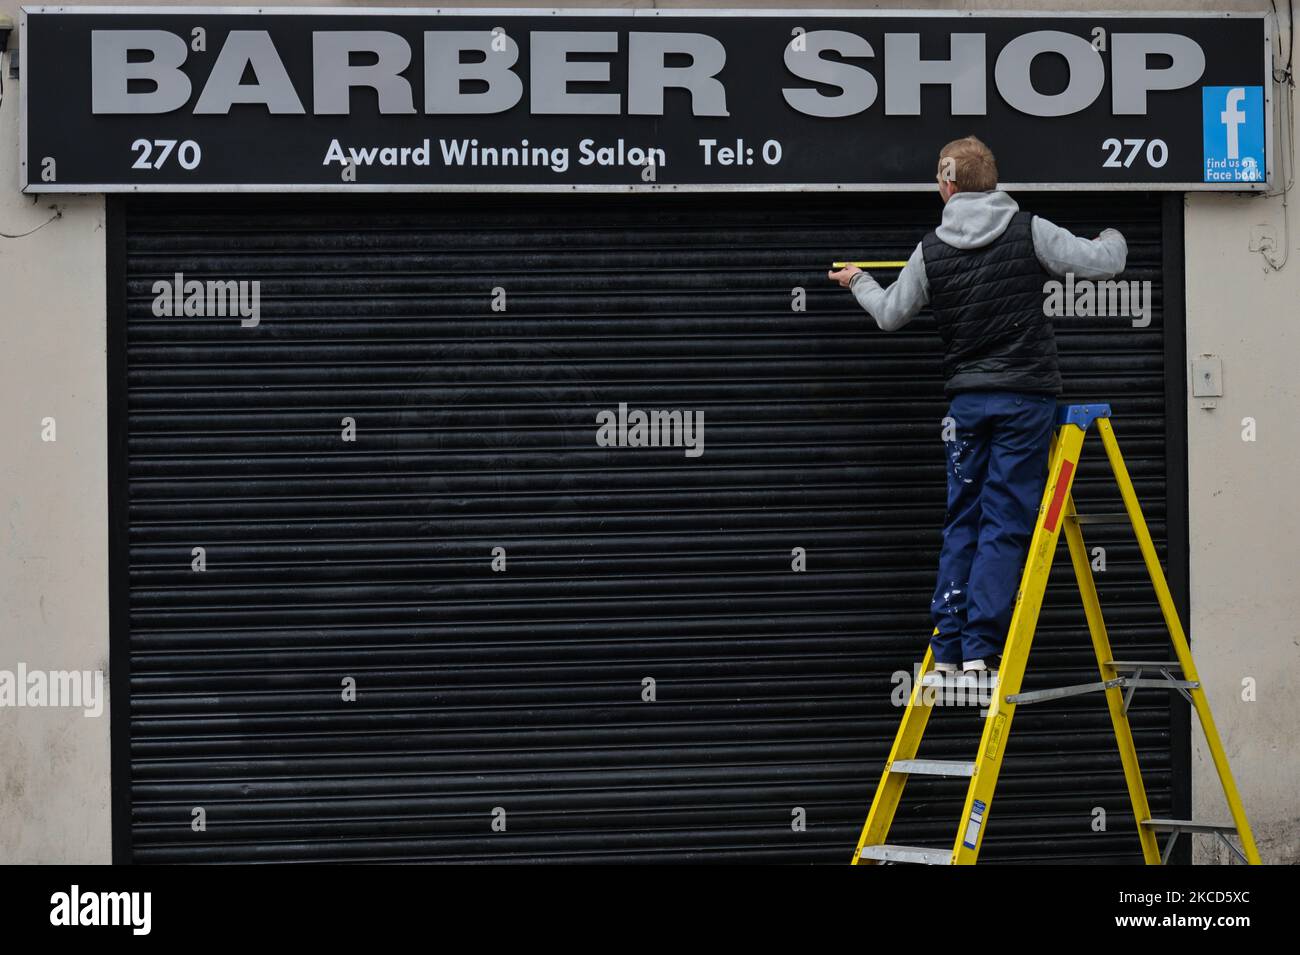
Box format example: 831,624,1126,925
848,190,1128,331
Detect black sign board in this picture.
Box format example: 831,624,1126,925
21,7,1273,192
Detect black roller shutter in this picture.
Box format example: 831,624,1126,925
111,192,1184,863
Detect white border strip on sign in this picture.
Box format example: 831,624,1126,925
18,6,1276,194
14,7,1281,17
19,182,1278,193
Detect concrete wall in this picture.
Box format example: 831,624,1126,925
1185,189,1300,864
0,1,108,861
0,0,1294,864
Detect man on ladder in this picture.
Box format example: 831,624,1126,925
829,135,1128,683
826,137,1260,865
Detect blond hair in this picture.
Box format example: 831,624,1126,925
938,136,998,192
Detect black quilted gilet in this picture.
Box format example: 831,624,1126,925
920,209,1062,397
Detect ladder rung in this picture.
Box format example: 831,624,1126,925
888,759,976,777
1141,818,1239,834
858,844,953,865
1067,513,1132,525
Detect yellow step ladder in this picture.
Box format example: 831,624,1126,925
851,404,1260,865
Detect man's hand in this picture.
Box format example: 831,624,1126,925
828,265,863,288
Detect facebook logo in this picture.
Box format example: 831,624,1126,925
1203,86,1266,183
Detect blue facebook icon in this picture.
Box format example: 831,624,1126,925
1203,86,1266,183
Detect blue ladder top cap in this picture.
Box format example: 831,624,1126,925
1056,403,1113,429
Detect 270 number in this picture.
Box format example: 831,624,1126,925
1102,138,1168,169
131,139,202,170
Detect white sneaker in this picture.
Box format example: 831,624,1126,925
921,662,959,687
961,658,999,689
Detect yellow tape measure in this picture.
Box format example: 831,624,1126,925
832,261,908,269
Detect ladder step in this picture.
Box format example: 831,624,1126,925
1141,818,1238,834
858,844,953,865
889,759,976,777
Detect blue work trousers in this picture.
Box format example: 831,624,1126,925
930,391,1057,665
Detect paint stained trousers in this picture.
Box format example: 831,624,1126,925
930,391,1057,665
